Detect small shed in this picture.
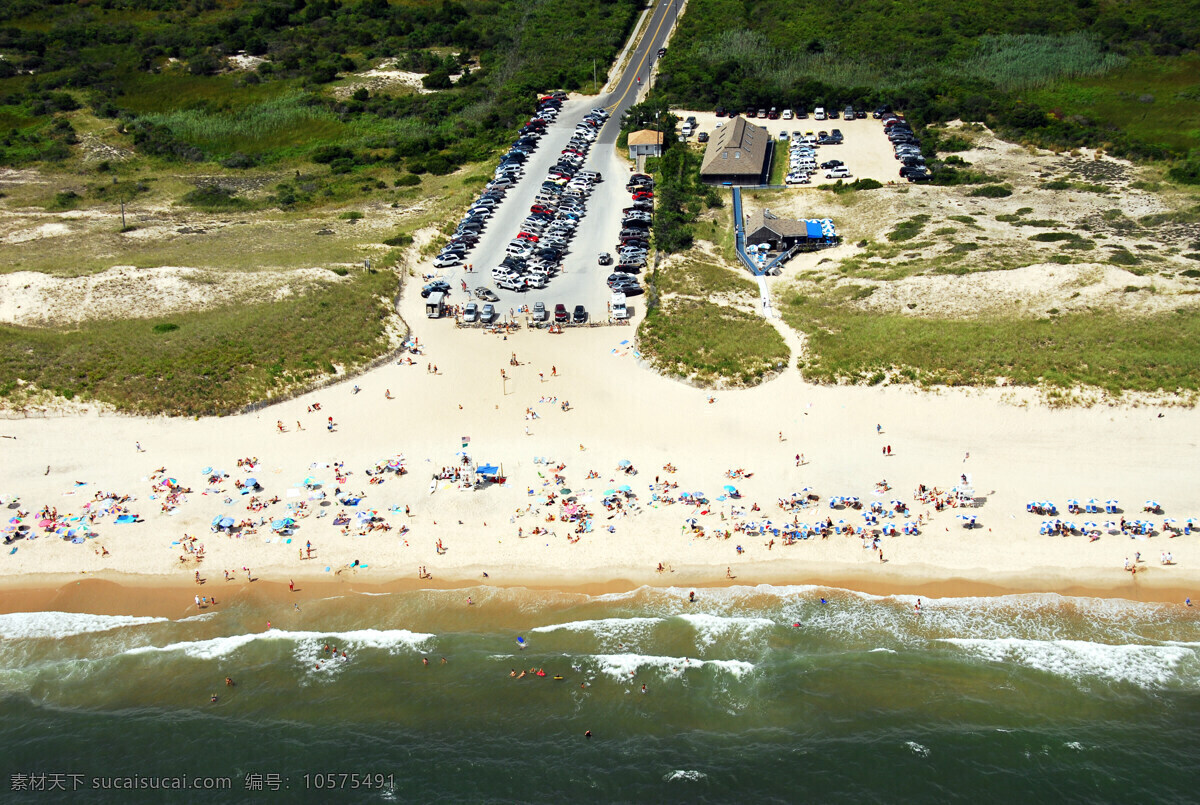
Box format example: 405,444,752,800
627,130,664,159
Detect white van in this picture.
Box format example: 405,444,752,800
814,107,826,120
611,292,629,320
425,291,446,318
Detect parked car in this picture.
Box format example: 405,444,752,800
785,173,810,185
532,301,548,321
474,287,499,302
781,109,794,120
814,107,826,120
821,160,844,169
697,132,709,143
480,304,497,324
825,166,852,179
421,280,450,298
572,305,587,323
463,302,478,323
554,303,569,323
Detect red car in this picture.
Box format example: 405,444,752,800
530,204,554,215
554,304,569,323
632,191,654,200
516,232,539,242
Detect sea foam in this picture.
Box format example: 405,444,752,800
529,616,662,636
126,628,435,661
940,637,1195,688
589,653,754,681
0,611,167,640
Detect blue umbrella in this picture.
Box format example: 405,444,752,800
219,516,235,528
246,478,259,486
618,460,632,468
724,485,737,493
211,515,223,526
618,485,632,493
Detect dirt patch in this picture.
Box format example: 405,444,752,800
0,265,349,326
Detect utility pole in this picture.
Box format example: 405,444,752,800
120,200,125,230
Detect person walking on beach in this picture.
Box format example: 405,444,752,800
136,441,143,452
289,579,294,592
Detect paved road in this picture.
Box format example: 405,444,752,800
432,0,682,323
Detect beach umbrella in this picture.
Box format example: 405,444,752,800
560,488,572,495
618,460,632,468
724,485,737,493
1083,522,1098,530
246,478,258,486
619,485,632,493
603,489,615,496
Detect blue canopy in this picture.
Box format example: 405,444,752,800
219,516,235,528
805,220,823,239
477,465,501,477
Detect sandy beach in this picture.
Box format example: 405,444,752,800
3,283,1199,611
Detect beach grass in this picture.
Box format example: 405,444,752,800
0,269,399,415
638,297,788,386
781,291,1200,394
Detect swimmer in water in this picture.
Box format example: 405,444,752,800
210,694,218,703
641,684,647,694
225,677,235,687
915,598,922,613
422,657,429,666
688,591,695,603
510,669,517,677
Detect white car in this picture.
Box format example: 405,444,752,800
781,109,794,120
814,107,826,120
785,173,810,185
496,276,526,292
826,167,852,179
432,255,462,268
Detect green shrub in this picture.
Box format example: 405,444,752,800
339,211,364,220
395,173,422,187
179,186,252,210
886,214,931,242
968,184,1012,198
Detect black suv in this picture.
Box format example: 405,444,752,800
572,305,587,323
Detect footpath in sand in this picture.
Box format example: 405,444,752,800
2,283,1199,607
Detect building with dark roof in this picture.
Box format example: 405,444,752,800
745,208,837,250
699,117,771,186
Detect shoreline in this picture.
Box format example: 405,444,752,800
1,564,1190,620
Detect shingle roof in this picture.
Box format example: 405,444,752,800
700,117,769,176
745,207,810,238
628,130,664,146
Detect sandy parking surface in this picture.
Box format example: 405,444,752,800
675,110,903,185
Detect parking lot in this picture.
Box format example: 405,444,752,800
420,94,648,327
675,109,903,186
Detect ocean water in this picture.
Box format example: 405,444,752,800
0,585,1197,803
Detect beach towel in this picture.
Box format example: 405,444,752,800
115,514,138,524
